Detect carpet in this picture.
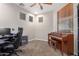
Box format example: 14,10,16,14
17,40,66,56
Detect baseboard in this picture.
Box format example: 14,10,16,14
34,38,48,41
28,39,35,42
28,38,48,42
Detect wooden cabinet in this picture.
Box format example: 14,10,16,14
57,3,73,32
48,32,74,55
58,3,73,19
65,3,73,17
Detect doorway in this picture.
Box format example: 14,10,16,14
77,4,79,56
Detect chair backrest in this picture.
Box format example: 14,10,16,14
18,27,23,37
14,27,23,49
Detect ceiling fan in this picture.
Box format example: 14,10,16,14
30,3,52,10
19,3,52,10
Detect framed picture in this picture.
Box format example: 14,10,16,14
20,12,26,20
38,17,43,23
29,16,33,22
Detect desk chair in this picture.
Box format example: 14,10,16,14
0,38,14,56
1,28,23,56
13,28,23,55
1,29,23,56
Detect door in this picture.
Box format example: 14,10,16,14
77,4,79,56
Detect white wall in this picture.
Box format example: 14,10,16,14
0,3,19,33
0,3,35,41
34,12,53,41
23,13,35,41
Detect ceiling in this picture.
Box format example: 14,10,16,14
16,3,67,15
16,3,54,14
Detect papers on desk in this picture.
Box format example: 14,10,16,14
0,40,5,44
4,35,10,37
0,34,16,39
0,35,10,38
0,35,2,38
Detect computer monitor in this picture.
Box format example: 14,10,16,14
0,28,11,35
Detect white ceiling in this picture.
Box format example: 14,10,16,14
16,3,67,14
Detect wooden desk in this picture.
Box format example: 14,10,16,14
48,32,74,55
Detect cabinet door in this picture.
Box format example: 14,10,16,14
65,5,68,17
58,3,73,21
66,3,73,17
69,4,73,16
62,7,66,18
58,8,65,19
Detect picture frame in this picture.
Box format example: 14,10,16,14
38,17,43,23
29,16,33,22
20,12,26,20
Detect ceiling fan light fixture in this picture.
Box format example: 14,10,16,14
34,12,38,14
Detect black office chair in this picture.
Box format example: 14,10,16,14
14,29,23,50
13,28,23,55
0,40,15,56
17,27,23,46
1,28,23,56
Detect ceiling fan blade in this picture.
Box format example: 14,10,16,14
30,3,36,7
43,3,52,5
19,3,25,6
39,3,43,10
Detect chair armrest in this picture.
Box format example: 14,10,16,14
5,41,14,45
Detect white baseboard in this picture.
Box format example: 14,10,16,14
28,39,35,42
28,38,48,42
34,38,48,41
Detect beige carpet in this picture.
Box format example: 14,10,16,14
18,40,66,56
